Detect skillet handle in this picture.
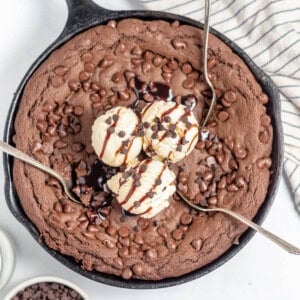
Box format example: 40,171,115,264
59,0,113,39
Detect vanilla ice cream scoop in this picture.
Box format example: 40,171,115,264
141,101,199,163
92,106,143,167
107,159,176,218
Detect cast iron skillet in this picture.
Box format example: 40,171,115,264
3,0,283,289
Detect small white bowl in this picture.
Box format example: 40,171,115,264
0,228,15,290
4,276,89,300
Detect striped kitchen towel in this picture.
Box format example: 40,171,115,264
139,0,300,212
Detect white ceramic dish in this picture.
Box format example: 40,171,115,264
4,276,89,300
0,228,15,290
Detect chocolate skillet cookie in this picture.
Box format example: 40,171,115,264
13,19,272,280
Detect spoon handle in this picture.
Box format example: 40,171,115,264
214,207,300,255
178,191,300,255
201,0,217,129
0,140,65,185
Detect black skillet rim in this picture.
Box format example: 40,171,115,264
3,2,283,289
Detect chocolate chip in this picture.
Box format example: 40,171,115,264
99,58,113,68
257,157,272,169
208,196,217,205
180,213,193,225
195,141,205,150
155,178,162,185
139,164,147,173
107,127,115,134
68,80,81,92
79,71,89,82
260,115,271,126
162,72,172,82
217,177,227,189
199,180,208,192
172,39,186,49
81,51,93,62
218,111,229,122
131,45,142,55
84,62,94,73
142,122,149,129
153,55,163,66
234,146,247,159
157,226,168,239
216,153,224,164
54,140,67,149
82,81,90,92
115,42,126,55
111,72,122,83
118,90,130,101
13,282,83,299
107,20,117,28
131,58,143,66
176,145,182,151
90,93,101,103
146,248,157,259
143,50,154,61
118,131,126,137
118,226,130,238
236,176,247,188
72,143,84,152
191,239,203,251
172,228,184,240
151,132,158,139
168,60,178,70
142,62,152,74
143,93,154,102
74,106,84,116
182,63,192,74
171,20,180,27
259,130,270,143
133,263,143,276
221,98,231,107
188,71,199,80
260,93,269,104
118,247,129,258
53,202,63,213
180,137,189,145
105,117,112,124
227,184,239,192
134,181,141,187
224,90,237,103
112,114,119,122
182,78,195,89
104,239,115,249
54,66,68,76
122,268,132,280
229,159,238,170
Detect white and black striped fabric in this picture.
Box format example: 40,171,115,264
139,0,300,212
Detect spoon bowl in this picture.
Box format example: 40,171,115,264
0,141,80,204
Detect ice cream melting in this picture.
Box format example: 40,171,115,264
107,159,176,218
91,106,143,167
91,80,200,219
141,101,199,163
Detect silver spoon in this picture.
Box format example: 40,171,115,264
0,140,80,204
201,0,217,130
177,191,300,255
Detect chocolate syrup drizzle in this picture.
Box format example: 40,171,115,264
132,76,197,112
71,77,198,221
71,160,116,220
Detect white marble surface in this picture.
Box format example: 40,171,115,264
0,1,299,299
